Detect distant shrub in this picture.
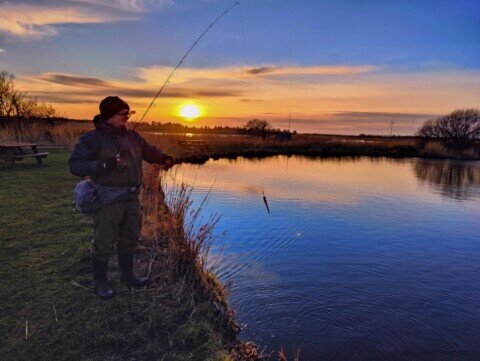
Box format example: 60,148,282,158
242,118,272,140
417,109,480,144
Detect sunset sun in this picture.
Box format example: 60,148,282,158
178,103,202,121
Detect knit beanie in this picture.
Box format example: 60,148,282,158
99,96,130,121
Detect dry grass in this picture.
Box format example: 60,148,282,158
140,163,223,298
0,122,86,147
2,121,478,161
145,133,479,162
137,163,257,359
278,347,301,361
142,132,420,162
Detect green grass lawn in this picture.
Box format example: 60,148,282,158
0,152,230,361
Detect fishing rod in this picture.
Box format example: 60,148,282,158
133,1,240,130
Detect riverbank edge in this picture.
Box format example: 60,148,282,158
0,151,259,361
174,147,480,165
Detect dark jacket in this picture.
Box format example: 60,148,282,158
69,116,167,187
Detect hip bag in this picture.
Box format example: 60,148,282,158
73,180,139,215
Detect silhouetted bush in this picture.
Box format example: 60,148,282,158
417,109,480,147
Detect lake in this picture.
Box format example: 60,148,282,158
171,155,480,360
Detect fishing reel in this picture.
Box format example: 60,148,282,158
115,148,130,173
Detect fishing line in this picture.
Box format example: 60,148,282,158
238,2,249,68
237,3,272,214
237,1,256,121
133,1,240,130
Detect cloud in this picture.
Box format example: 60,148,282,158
70,0,173,13
18,71,243,106
332,111,435,119
245,65,380,77
115,63,379,105
0,48,4,53
246,67,273,75
137,64,379,84
40,73,111,87
0,1,172,38
0,3,124,38
240,99,264,103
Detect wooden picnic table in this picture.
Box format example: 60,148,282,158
0,142,50,166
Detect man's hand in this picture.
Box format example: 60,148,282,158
164,155,175,168
100,156,117,171
158,154,175,169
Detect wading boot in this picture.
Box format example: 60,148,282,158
92,259,115,299
118,253,148,287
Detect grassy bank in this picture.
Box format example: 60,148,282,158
0,152,245,360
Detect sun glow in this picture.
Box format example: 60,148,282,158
178,103,202,121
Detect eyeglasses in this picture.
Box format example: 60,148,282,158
117,110,136,117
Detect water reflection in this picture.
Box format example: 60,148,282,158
173,155,480,360
414,159,480,200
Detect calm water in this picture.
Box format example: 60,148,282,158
171,156,480,360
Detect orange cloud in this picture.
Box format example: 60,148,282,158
135,64,380,83
0,1,172,38
0,4,121,38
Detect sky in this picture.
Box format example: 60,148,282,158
0,0,479,134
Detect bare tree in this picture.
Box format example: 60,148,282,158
0,70,56,127
0,71,16,119
417,109,480,142
243,119,272,140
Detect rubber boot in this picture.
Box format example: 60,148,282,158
92,259,115,299
118,253,148,287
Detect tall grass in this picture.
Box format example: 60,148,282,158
139,163,276,360
140,164,220,283
142,132,479,162
0,123,85,147
278,347,301,361
2,121,478,160
138,163,245,350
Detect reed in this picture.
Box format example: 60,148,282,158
141,132,479,162
0,122,85,147
278,346,301,361
138,163,250,357
2,121,478,160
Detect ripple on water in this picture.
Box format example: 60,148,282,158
235,282,479,359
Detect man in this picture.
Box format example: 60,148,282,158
69,96,174,299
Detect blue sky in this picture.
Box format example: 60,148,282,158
0,0,479,134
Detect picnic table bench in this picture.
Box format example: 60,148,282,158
0,142,50,166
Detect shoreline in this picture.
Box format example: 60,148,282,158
172,145,480,165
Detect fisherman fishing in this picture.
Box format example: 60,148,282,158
68,2,257,299
69,96,174,299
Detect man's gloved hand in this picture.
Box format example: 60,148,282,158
158,154,175,168
100,156,117,171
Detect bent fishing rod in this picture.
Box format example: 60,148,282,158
129,1,273,214
133,1,240,131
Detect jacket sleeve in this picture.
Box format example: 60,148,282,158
69,134,103,177
138,135,167,164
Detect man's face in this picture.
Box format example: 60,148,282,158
107,109,131,129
